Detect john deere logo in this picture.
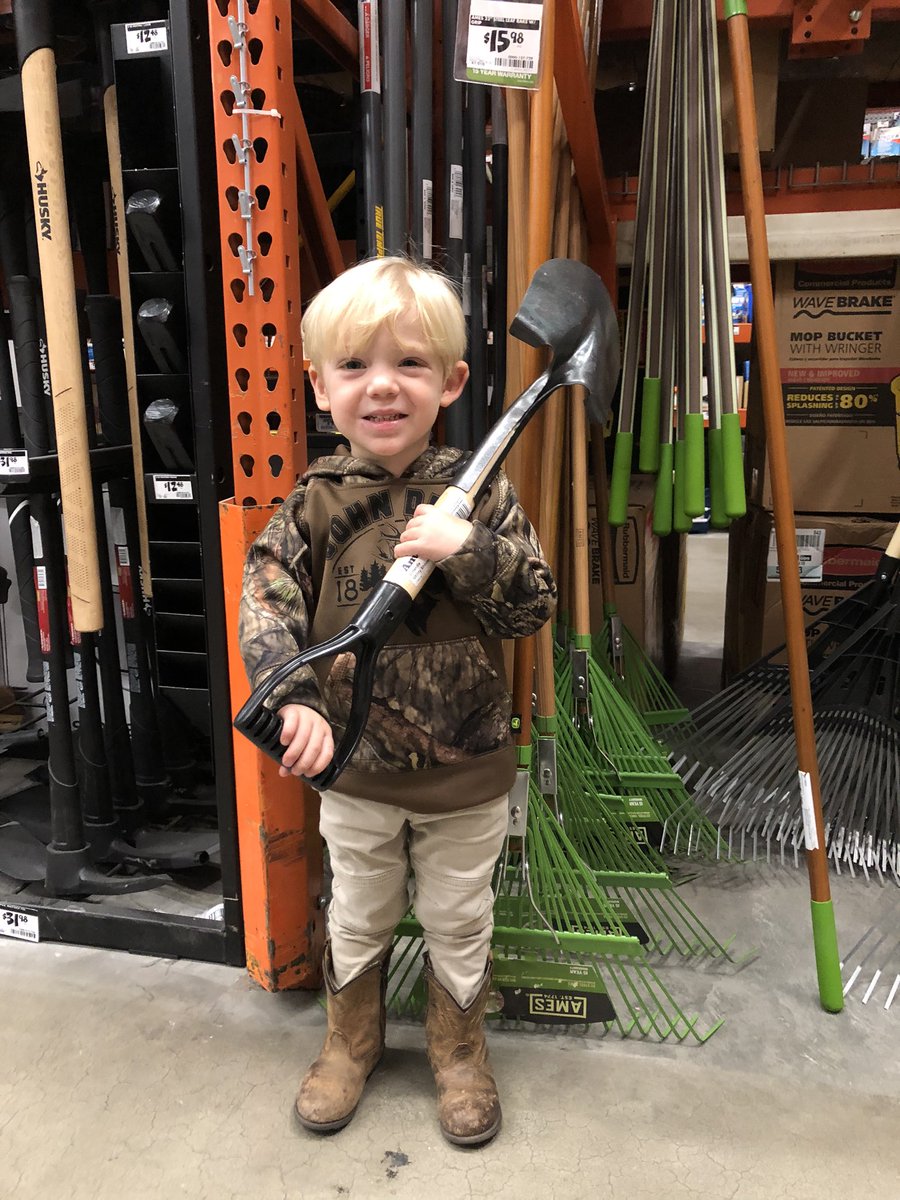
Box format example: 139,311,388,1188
34,162,51,240
527,993,587,1020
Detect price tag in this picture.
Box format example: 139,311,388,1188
0,449,29,478
126,21,168,54
315,413,337,434
153,474,194,501
0,907,39,943
460,0,543,89
767,528,825,582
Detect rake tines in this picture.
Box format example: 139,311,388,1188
551,712,739,959
386,777,723,1042
556,644,721,858
593,618,691,733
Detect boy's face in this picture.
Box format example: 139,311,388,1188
309,311,468,476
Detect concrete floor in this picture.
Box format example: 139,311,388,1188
2,531,899,1200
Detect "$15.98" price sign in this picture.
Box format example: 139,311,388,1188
459,0,544,90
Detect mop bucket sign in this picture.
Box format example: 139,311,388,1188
455,0,546,89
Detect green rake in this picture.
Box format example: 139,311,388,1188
556,642,719,857
560,392,720,859
590,427,691,733
551,705,740,960
532,616,737,960
386,772,723,1043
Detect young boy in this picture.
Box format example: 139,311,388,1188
239,256,555,1146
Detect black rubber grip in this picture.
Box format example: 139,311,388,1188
84,294,131,448
143,398,192,471
14,0,54,68
137,298,187,374
125,190,179,272
91,1,117,91
7,277,52,457
8,499,44,682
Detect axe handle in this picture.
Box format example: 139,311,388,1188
103,84,153,600
16,35,102,630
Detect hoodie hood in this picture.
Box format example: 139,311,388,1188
302,444,470,485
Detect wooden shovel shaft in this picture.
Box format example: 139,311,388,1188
725,9,830,905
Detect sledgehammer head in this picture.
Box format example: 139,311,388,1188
510,259,620,426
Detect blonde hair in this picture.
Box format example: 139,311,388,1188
301,256,466,380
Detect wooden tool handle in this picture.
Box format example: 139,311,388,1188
103,85,154,603
18,44,102,631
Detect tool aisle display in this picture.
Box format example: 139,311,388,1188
0,0,242,965
0,0,892,1049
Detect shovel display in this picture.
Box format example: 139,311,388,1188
235,258,619,787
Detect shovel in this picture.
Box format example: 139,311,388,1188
234,258,619,788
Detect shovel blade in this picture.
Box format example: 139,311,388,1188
510,259,620,425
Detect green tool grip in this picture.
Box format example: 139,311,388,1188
638,378,661,472
723,0,748,16
608,431,633,526
683,411,706,517
672,439,692,533
811,899,844,1014
708,425,728,528
721,411,747,518
652,443,674,536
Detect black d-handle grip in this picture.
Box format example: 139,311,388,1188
234,581,413,790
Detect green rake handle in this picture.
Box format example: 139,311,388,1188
708,424,727,527
653,442,674,536
721,410,746,518
683,410,706,517
608,429,633,527
811,900,843,1013
638,377,662,473
672,438,692,533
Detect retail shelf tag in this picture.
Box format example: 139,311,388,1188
0,908,39,943
152,474,194,501
0,449,29,479
767,527,825,582
455,0,544,89
125,21,168,55
798,771,819,851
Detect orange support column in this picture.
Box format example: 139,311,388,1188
209,0,325,990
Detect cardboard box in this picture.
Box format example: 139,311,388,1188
723,506,895,677
588,475,685,672
745,258,900,515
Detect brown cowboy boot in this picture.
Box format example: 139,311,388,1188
424,956,502,1146
294,944,389,1133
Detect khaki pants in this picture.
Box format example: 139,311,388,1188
319,789,509,1008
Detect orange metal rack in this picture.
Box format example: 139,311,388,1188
208,0,328,990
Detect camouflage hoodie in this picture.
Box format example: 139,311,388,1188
239,446,556,812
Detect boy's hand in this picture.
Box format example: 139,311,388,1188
395,504,471,563
277,703,334,778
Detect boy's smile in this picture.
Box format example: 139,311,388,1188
309,313,468,476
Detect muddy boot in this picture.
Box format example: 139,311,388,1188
424,957,502,1146
294,944,389,1133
